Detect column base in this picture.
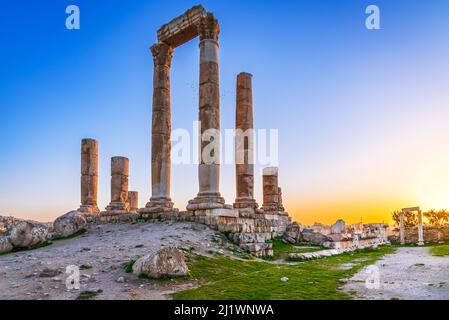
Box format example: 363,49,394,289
417,241,425,246
139,197,179,214
78,204,100,215
187,192,227,211
261,203,285,213
233,197,258,209
105,201,129,212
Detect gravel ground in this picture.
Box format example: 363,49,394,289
341,246,449,300
0,221,233,300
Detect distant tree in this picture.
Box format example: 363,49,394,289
392,210,417,227
424,209,449,226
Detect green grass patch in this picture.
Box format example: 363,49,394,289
270,238,323,260
123,259,136,273
431,244,449,256
172,246,394,300
52,229,87,241
76,289,103,300
11,241,53,253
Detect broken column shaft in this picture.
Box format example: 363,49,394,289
261,167,284,213
128,191,138,213
79,138,100,214
106,156,129,213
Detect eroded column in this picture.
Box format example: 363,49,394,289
417,210,424,245
106,157,129,213
188,13,225,210
261,167,283,213
79,138,100,214
128,191,138,213
142,43,176,213
234,72,257,209
399,210,405,245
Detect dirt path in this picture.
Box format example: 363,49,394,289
0,221,233,300
341,247,449,300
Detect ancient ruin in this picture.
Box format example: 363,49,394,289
234,72,257,210
7,6,392,258
79,139,99,214
63,6,292,256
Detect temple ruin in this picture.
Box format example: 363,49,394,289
75,6,291,256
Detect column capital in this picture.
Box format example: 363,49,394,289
198,13,219,42
150,43,174,67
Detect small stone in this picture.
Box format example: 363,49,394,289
116,276,125,283
39,268,60,278
280,277,289,282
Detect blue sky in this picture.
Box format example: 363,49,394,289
1,1,449,224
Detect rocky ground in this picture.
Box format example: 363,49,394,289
0,221,238,300
341,246,449,300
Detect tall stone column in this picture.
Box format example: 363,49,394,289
399,210,405,245
142,43,176,213
106,157,129,213
79,138,100,214
417,210,424,245
261,167,284,213
234,72,257,209
188,13,225,210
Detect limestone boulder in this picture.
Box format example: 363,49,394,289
283,222,301,244
330,219,346,234
0,216,22,232
0,235,13,254
326,233,351,242
132,247,188,278
53,210,87,238
9,220,50,248
300,230,330,245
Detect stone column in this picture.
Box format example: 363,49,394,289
261,167,283,213
417,210,424,245
142,43,176,213
106,157,129,213
234,72,257,209
128,191,138,213
188,13,225,210
79,138,100,214
399,210,405,245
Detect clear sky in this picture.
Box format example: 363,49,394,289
1,0,449,225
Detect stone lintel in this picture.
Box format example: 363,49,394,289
157,5,206,48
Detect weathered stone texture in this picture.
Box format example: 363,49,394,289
261,167,285,213
132,247,189,278
146,43,175,213
234,72,257,210
106,157,129,212
128,191,138,213
53,210,87,238
391,225,449,244
188,12,224,210
79,139,99,214
157,5,206,48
